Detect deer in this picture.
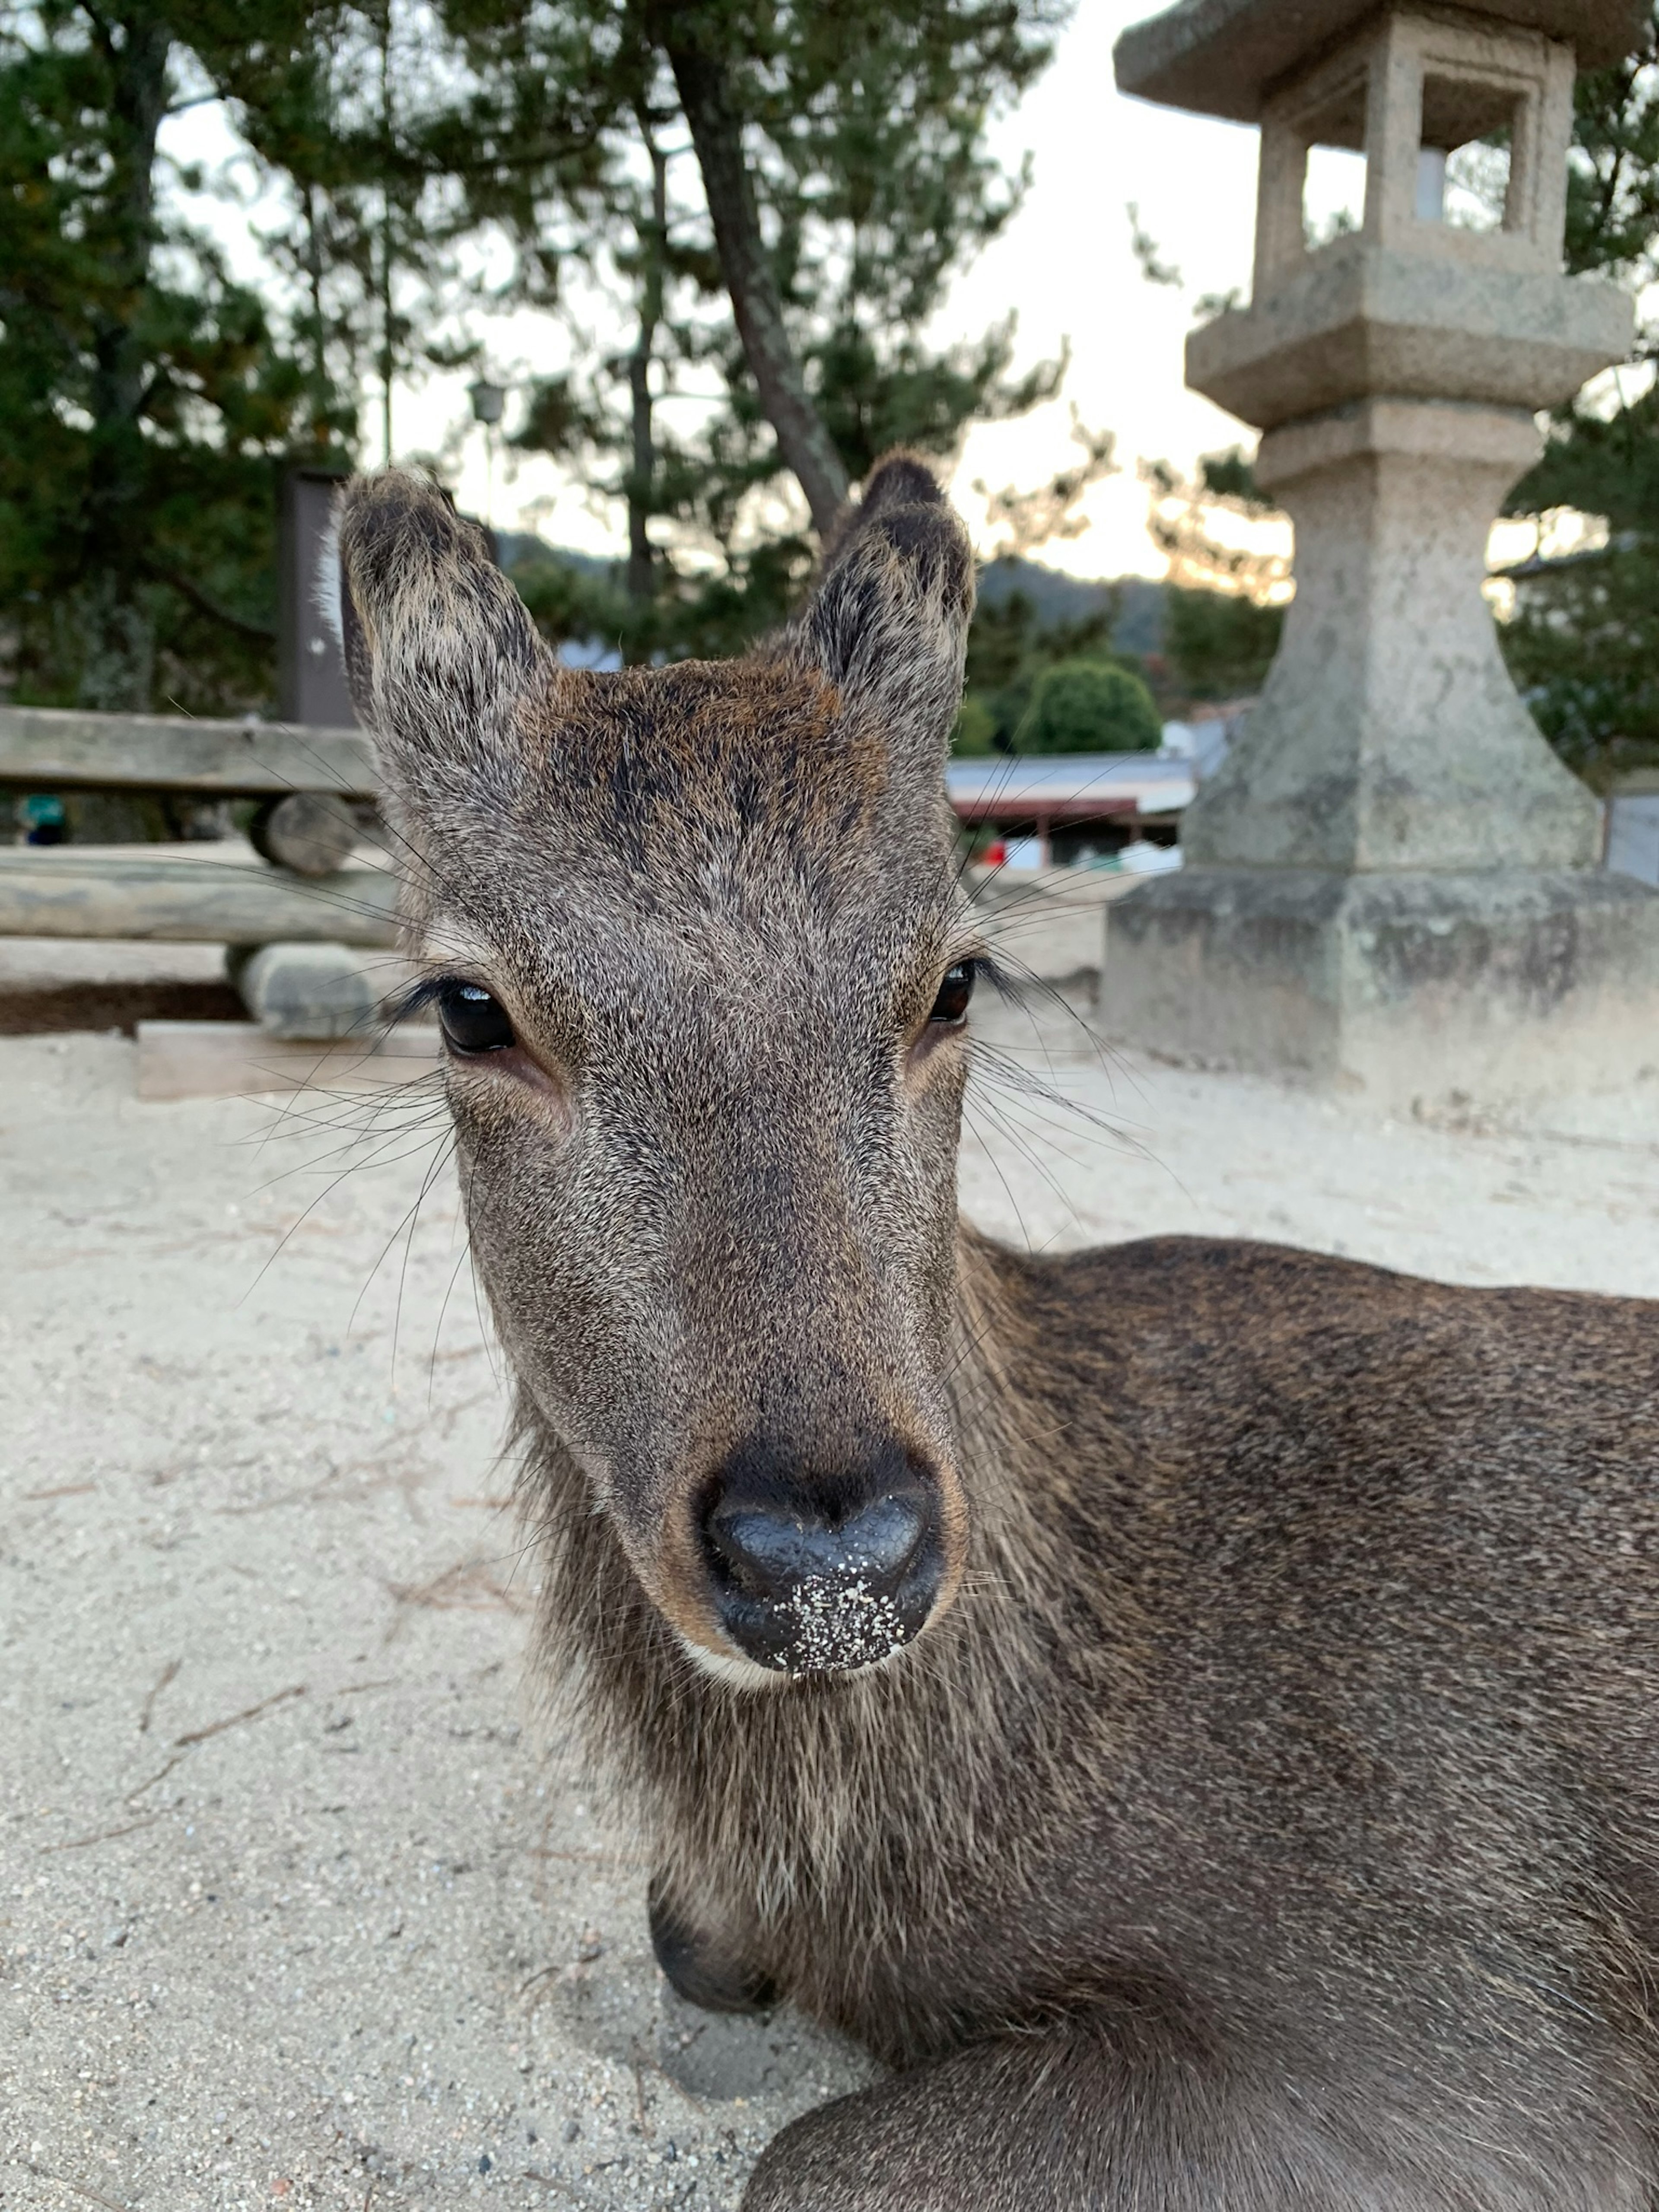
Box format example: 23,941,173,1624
335,458,1659,2210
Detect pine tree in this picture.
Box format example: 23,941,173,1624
0,0,356,716
452,0,1071,661
1500,6,1659,784
0,0,1085,714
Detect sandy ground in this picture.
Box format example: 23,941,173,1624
5,1008,1659,2212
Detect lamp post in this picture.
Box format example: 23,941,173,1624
1105,0,1659,1127
468,379,506,529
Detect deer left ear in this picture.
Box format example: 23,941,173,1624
334,470,550,813
784,452,975,779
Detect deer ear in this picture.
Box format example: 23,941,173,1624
786,451,974,774
334,470,549,807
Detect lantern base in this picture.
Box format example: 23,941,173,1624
1099,865,1659,1128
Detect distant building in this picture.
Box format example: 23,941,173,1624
1608,788,1659,888
946,750,1194,869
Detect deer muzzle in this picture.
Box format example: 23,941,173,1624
699,1443,945,1675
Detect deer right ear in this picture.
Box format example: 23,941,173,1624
784,453,975,780
334,470,550,810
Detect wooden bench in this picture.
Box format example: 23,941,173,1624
0,705,396,944
0,706,419,1091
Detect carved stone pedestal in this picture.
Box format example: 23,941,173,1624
1106,867,1659,1121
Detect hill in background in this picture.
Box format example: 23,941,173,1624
494,534,614,582
496,535,1167,662
976,558,1166,659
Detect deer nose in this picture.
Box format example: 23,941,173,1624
707,1488,928,1599
700,1453,944,1675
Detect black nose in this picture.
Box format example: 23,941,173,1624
708,1488,927,1601
700,1445,944,1675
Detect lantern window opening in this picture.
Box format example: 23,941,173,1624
1243,10,1577,302
1246,27,1366,291
1300,68,1370,259
1304,145,1370,252
1417,72,1522,234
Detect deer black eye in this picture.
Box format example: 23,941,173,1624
437,982,515,1055
929,962,976,1026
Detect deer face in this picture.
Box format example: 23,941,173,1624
338,462,978,1684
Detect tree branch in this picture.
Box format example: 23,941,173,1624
660,29,849,539
148,564,278,645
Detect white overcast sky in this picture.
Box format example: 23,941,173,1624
888,0,1270,578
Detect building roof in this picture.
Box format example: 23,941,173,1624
1114,0,1647,124
946,753,1196,823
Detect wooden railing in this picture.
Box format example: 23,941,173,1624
0,706,397,949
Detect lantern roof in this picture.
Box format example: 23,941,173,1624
1115,0,1646,123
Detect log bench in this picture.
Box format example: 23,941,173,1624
0,705,422,1093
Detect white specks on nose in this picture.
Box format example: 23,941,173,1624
679,1579,912,1686
774,1579,907,1673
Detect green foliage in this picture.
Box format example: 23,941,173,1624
958,585,1117,750
950,693,999,756
1140,447,1288,706
1497,6,1659,780
0,0,359,713
1498,551,1659,784
0,0,1075,713
1511,383,1659,535
764,0,1067,488
1014,657,1161,755
1560,12,1659,282
492,0,1071,661
1163,585,1283,703
1195,448,1274,511
506,532,817,667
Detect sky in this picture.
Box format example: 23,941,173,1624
853,0,1271,580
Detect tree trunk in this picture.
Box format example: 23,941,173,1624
377,9,394,466
304,181,329,434
77,9,171,713
626,125,669,604
662,32,849,541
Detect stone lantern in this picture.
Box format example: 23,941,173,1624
1105,0,1659,1123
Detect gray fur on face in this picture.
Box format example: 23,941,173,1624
335,458,979,1656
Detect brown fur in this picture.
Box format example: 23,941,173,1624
337,460,1659,2209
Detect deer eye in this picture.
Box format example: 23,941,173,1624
928,961,976,1026
437,982,515,1055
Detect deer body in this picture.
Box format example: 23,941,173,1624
337,463,1659,2209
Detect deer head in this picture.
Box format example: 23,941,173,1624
337,458,980,1685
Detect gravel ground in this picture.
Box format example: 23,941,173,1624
4,1014,1658,2212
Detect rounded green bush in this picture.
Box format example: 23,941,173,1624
1014,658,1163,755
